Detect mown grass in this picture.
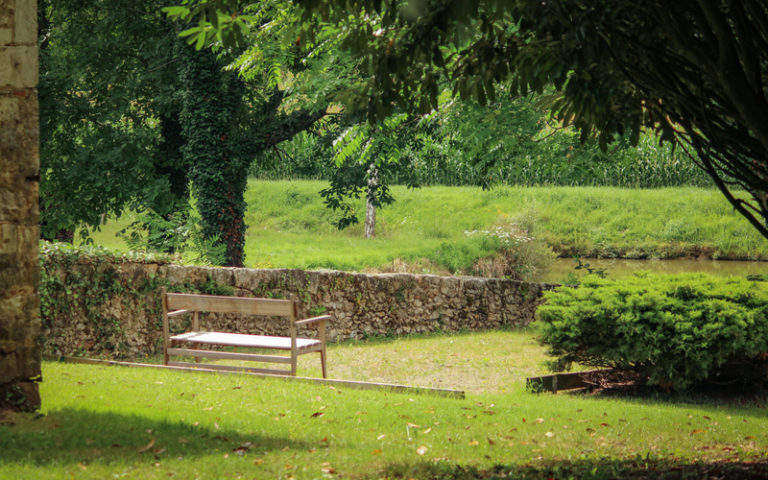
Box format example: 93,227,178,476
2,330,767,479
87,180,768,272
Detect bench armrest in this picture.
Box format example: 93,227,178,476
295,314,331,326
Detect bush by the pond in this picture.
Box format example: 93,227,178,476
537,273,768,391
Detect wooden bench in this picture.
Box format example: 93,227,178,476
161,291,330,378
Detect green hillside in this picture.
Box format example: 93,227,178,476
86,180,768,272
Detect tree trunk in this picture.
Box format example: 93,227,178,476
180,45,247,267
365,162,378,238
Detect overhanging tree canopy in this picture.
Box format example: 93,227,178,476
177,0,768,240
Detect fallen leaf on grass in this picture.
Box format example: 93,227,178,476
468,440,479,446
377,434,386,440
423,427,432,434
322,467,337,474
536,418,544,424
416,446,428,455
487,438,496,445
371,449,382,455
310,412,324,418
138,439,156,453
545,432,554,438
690,429,706,435
233,442,253,456
77,463,87,471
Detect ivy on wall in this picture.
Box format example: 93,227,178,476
39,242,232,359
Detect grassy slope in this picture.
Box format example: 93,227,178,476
2,331,766,479
88,180,768,270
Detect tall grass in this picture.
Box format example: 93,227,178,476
86,181,768,271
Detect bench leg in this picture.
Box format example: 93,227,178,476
320,347,327,379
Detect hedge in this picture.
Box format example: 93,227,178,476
536,273,768,391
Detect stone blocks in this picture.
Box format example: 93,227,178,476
0,0,40,412
41,262,554,360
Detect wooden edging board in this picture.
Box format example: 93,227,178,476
63,357,465,399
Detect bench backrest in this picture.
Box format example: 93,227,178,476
165,292,297,319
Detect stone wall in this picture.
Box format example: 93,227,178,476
0,0,41,411
42,262,554,359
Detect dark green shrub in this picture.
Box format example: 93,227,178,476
537,273,768,391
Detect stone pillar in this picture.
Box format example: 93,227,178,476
0,0,41,412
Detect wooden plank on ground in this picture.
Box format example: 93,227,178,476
63,357,465,399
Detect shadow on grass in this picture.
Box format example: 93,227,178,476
560,384,768,421
0,407,308,465
380,458,768,480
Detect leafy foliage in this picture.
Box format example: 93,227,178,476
289,0,768,240
537,274,768,391
165,0,768,241
253,94,712,189
318,114,421,230
117,209,227,266
38,0,188,240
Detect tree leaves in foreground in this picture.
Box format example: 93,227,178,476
177,0,768,241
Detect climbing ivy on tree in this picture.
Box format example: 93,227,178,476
179,45,249,267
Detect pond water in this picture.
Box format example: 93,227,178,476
537,258,768,284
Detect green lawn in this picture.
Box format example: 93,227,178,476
86,181,768,273
3,330,767,479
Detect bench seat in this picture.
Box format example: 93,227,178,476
171,331,322,351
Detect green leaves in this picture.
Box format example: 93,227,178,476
537,273,768,391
